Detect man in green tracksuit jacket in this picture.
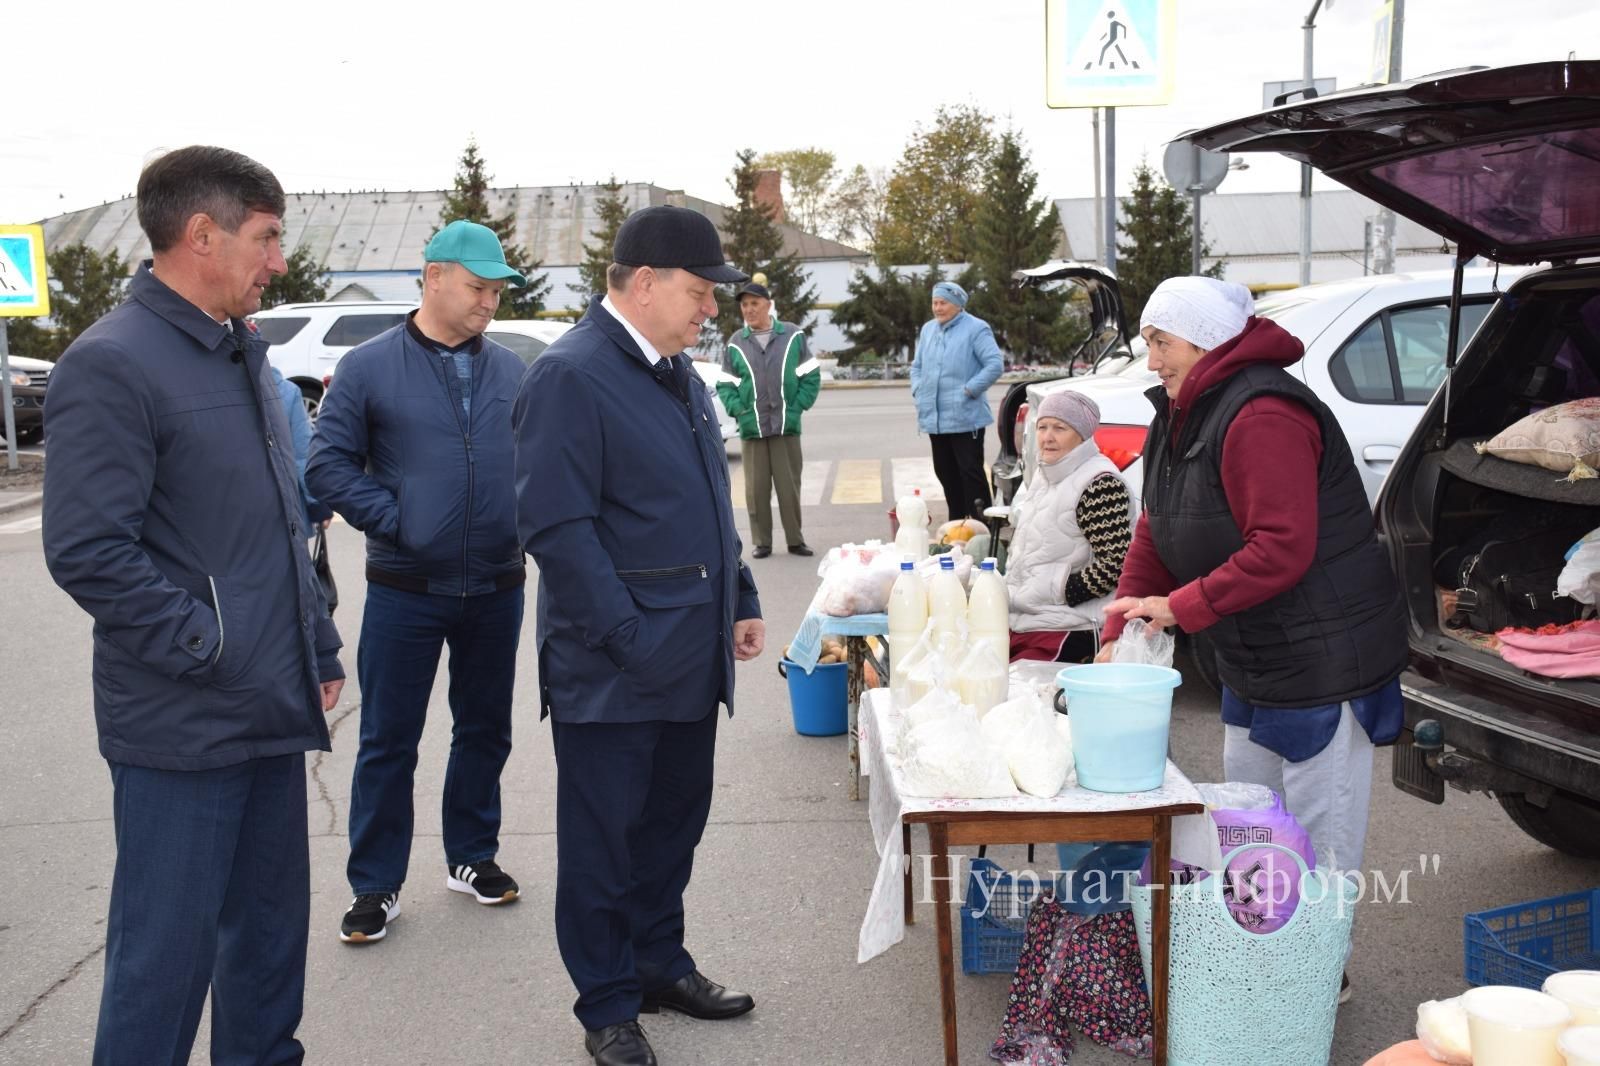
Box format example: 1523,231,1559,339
717,277,821,558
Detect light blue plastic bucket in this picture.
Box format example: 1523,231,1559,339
1056,663,1182,792
779,658,848,736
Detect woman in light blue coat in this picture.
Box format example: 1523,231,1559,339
910,280,1004,519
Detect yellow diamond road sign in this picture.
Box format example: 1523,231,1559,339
1046,0,1177,109
0,225,50,318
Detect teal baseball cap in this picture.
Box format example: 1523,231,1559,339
424,220,526,286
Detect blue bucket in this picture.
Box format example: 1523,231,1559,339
780,658,848,736
1056,663,1181,792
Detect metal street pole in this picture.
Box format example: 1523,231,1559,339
1372,0,1405,273
1104,107,1117,272
1190,145,1204,275
1,320,18,471
1299,0,1326,286
1092,108,1104,264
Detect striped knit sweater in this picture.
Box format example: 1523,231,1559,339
1064,474,1133,607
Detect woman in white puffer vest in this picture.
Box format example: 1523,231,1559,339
1005,390,1136,663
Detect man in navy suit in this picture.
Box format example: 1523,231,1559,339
513,206,765,1066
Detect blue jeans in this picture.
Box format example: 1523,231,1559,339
96,754,310,1066
347,582,523,894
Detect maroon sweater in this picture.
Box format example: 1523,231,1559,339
1103,318,1322,643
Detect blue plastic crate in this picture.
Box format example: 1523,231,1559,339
1464,888,1600,989
960,858,1057,975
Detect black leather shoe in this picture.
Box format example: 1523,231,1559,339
787,543,814,556
584,1021,656,1066
751,546,772,559
641,970,755,1020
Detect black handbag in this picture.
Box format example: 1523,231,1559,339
1449,535,1580,633
313,528,338,615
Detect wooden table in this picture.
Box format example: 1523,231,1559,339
858,689,1205,1066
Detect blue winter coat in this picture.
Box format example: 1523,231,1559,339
306,321,526,596
910,310,1004,434
43,264,342,771
513,296,761,725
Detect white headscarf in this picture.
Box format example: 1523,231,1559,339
1139,276,1255,351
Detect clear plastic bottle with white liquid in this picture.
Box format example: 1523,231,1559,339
966,557,1009,656
928,554,968,641
888,557,929,671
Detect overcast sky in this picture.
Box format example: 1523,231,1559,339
5,0,1595,232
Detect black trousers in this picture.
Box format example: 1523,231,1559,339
551,708,718,1031
929,428,992,521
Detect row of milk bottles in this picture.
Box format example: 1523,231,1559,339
887,545,1010,714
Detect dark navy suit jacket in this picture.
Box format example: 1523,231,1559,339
514,296,760,724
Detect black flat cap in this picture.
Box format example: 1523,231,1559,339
736,280,771,301
613,205,749,284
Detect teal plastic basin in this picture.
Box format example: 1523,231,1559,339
1056,663,1182,792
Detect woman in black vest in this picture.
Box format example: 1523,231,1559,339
1097,276,1407,1001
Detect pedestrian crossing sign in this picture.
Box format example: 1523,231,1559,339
0,225,50,318
1045,0,1177,108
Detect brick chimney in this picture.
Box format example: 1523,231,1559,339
754,169,786,223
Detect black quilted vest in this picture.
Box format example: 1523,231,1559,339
1142,364,1407,708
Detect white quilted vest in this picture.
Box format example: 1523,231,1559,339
1005,438,1128,633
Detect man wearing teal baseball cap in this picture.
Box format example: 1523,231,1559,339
307,218,531,945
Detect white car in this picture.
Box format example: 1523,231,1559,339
1014,268,1518,509
250,301,415,417
482,320,573,365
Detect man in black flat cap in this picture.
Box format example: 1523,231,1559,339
512,205,764,1066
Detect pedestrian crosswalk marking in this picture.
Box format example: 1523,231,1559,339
889,457,945,505
0,514,42,535
728,460,831,510
830,459,884,505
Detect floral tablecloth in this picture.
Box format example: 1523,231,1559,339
858,687,1219,963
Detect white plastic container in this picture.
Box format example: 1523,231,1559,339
927,555,967,640
894,489,929,560
1462,985,1572,1066
955,640,1009,718
1559,1024,1600,1066
1546,971,1600,1027
966,557,1009,656
888,557,929,679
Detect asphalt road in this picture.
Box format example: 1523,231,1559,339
2,384,1597,1065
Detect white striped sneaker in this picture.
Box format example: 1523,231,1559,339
339,892,400,943
446,860,519,904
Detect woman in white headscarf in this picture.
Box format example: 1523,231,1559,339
1098,276,1407,1002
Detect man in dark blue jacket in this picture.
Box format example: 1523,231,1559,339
308,220,529,944
43,145,345,1066
514,206,764,1066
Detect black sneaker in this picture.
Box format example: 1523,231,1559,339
446,860,519,904
340,892,399,943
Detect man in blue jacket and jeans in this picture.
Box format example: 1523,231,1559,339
43,145,345,1066
308,220,529,944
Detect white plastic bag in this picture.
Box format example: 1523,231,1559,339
1196,782,1277,812
916,543,975,590
1558,529,1600,605
899,622,959,708
981,693,1075,797
901,705,1018,799
1112,617,1175,668
817,548,901,616
901,686,964,738
955,640,1010,718
1415,997,1472,1064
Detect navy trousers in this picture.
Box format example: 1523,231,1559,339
348,582,523,894
95,753,310,1066
551,708,719,1031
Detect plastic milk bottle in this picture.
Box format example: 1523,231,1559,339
928,554,968,641
888,557,929,663
894,489,929,560
966,557,1009,656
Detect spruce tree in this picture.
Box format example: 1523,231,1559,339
714,149,817,340
965,131,1079,364
1115,160,1223,325
832,265,946,363
431,139,552,318
10,243,130,360
261,242,329,308
570,177,631,319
